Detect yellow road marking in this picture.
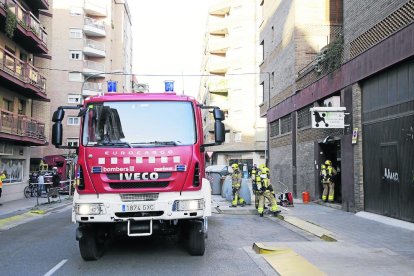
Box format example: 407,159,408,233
0,211,43,229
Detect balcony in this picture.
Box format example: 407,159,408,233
84,0,107,16
22,0,48,10
208,19,228,35
83,17,106,37
209,0,230,16
0,0,48,54
208,37,229,54
83,81,102,97
207,56,228,74
209,78,228,93
0,46,47,100
83,39,106,57
83,60,105,76
0,109,46,145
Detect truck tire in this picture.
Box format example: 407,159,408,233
188,221,205,256
79,227,105,261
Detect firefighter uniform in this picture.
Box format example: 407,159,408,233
250,164,259,208
257,167,280,217
230,164,245,207
321,160,337,202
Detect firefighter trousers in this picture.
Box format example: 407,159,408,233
257,190,278,214
231,186,245,206
322,181,335,202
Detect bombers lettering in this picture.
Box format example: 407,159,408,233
104,150,174,156
120,172,159,181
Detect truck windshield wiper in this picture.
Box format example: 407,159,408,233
97,141,133,148
130,141,181,147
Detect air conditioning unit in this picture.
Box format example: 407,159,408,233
323,96,340,107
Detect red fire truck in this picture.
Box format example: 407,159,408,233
51,92,225,260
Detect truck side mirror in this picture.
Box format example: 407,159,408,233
213,108,224,121
214,121,225,143
52,108,65,122
52,122,63,146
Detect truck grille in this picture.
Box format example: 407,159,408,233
109,181,169,189
120,193,159,202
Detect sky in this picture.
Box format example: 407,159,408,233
128,0,213,96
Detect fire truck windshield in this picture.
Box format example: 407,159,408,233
82,101,196,147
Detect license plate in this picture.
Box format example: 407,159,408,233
122,204,155,212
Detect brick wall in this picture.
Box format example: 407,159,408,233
352,83,364,211
269,144,293,191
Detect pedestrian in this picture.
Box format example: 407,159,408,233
0,170,6,205
321,160,337,202
229,163,245,207
52,167,61,188
257,166,280,217
37,171,45,197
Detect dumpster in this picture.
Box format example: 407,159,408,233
206,165,230,195
222,175,251,205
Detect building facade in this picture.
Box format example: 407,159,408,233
261,0,414,222
199,0,266,171
31,0,133,160
0,0,51,202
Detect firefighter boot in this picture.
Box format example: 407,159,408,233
259,213,263,217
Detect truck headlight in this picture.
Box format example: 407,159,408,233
173,199,204,211
75,203,106,215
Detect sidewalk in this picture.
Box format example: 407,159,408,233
213,194,414,275
0,194,72,221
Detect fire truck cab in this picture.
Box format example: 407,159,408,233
51,92,225,260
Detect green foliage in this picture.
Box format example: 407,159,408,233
323,35,344,73
5,6,18,38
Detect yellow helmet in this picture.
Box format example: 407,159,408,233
231,164,239,170
261,167,268,174
321,164,326,169
325,160,332,166
259,164,266,169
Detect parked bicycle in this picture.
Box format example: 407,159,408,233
24,182,39,198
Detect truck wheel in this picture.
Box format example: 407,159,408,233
79,227,105,261
188,221,205,256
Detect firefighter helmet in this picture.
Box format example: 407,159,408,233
321,164,326,169
325,160,332,166
231,164,239,170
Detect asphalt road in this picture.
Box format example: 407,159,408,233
0,207,314,276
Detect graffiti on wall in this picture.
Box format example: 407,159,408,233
0,159,23,183
383,168,399,182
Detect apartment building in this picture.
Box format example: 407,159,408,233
0,0,51,202
199,0,266,171
261,0,414,222
31,0,133,160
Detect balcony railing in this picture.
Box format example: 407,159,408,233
0,109,46,142
1,0,48,47
0,46,46,93
83,60,105,73
84,17,105,36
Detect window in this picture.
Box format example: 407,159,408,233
69,51,82,60
68,94,81,104
297,106,311,129
234,132,242,142
69,72,82,82
67,138,79,147
18,99,26,115
259,82,264,104
280,114,292,134
2,98,13,112
259,40,264,63
67,116,80,125
69,28,83,39
270,120,279,137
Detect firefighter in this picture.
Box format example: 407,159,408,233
257,166,280,217
250,164,259,208
321,160,337,202
230,163,245,207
